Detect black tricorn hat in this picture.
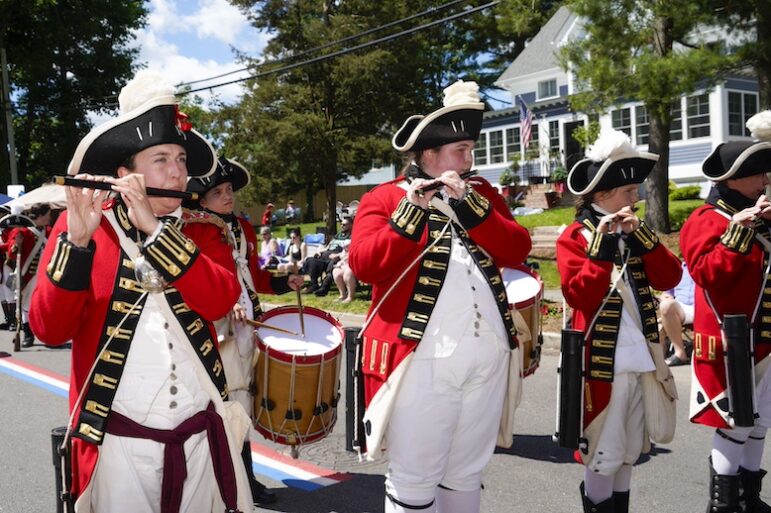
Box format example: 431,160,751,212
568,129,658,195
392,80,484,152
67,71,216,178
702,141,771,181
185,157,251,209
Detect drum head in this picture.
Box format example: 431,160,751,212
256,306,343,359
502,266,543,307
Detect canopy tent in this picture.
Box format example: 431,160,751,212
0,193,11,205
4,184,67,211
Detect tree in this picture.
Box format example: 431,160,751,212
711,1,771,109
562,1,736,233
225,0,533,233
0,1,147,189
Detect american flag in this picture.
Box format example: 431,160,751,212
518,96,534,150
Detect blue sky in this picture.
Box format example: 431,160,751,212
133,0,269,106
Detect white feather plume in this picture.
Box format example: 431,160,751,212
585,129,636,162
118,70,175,115
443,80,482,107
746,110,771,142
10,204,23,215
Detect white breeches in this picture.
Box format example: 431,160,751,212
585,373,646,476
385,322,510,505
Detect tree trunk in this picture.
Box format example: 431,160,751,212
644,15,674,234
757,1,771,109
646,108,671,233
303,180,315,223
324,168,337,239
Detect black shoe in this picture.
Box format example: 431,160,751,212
0,322,9,330
665,354,690,366
252,485,277,505
314,287,330,297
21,323,34,348
302,284,319,294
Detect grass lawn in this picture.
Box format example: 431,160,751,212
259,198,702,312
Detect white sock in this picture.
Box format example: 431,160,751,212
385,493,437,513
741,426,767,472
712,429,751,475
613,464,633,492
584,468,614,504
436,487,481,513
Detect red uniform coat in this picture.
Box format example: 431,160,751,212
556,220,681,456
680,204,771,428
348,176,531,454
29,207,240,500
8,225,51,286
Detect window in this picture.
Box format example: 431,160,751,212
489,130,504,164
537,79,557,100
728,91,759,137
670,100,683,141
687,94,710,138
635,105,649,145
549,120,560,150
505,127,520,161
474,132,487,166
611,108,632,137
530,123,539,146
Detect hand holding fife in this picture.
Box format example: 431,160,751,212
104,174,160,236
66,173,107,248
597,206,639,234
733,194,771,227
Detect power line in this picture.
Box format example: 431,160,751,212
177,0,472,88
180,0,501,96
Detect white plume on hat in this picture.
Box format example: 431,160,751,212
746,110,771,142
585,129,636,162
10,204,23,215
118,70,176,115
442,80,483,107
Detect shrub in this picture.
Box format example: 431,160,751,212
670,185,701,201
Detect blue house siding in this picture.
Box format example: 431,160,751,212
669,142,712,166
559,85,568,96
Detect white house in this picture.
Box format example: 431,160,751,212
477,6,760,190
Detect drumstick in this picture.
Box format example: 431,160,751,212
294,263,306,338
244,318,299,336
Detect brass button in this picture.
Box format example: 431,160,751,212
169,401,177,409
170,385,178,395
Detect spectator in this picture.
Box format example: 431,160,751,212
332,250,357,302
261,202,274,227
302,217,352,294
259,226,280,269
285,199,297,223
277,229,306,273
659,261,695,366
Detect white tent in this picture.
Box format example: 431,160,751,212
4,184,67,210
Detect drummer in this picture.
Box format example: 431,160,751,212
349,80,531,513
7,203,52,347
186,157,304,506
556,129,681,512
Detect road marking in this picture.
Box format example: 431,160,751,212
0,354,350,490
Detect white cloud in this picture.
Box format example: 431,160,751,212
127,0,268,107
182,0,249,46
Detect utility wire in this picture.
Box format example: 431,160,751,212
179,0,472,88
180,0,500,96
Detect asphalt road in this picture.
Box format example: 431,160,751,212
1,330,769,513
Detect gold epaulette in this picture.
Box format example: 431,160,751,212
181,208,230,240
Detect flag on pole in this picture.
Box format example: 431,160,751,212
518,96,534,150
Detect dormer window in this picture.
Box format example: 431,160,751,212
537,79,557,100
